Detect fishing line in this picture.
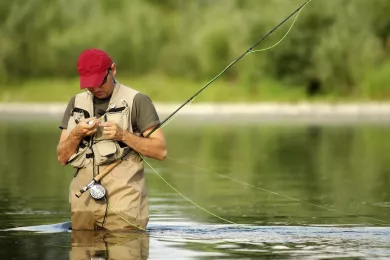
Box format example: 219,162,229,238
158,98,197,131
157,0,309,131
132,0,314,227
103,156,240,230
100,154,237,231
249,0,311,54
87,0,313,231
145,0,388,227
142,155,237,225
148,0,312,136
166,156,390,225
106,202,147,232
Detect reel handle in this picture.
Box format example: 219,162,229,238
75,159,122,198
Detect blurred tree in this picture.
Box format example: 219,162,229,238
0,0,389,98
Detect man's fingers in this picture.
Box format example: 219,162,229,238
103,125,117,133
103,129,112,136
87,129,98,136
85,124,95,130
78,118,98,130
99,121,114,127
85,117,97,124
85,117,96,122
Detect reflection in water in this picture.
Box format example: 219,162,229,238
70,231,149,260
3,221,390,259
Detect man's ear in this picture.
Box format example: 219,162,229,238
111,63,117,77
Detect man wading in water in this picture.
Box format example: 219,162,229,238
57,48,167,231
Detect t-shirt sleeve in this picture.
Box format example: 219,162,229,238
59,96,76,130
131,93,160,135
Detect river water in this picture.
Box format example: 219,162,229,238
0,117,389,259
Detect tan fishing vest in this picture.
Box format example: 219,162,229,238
66,83,140,168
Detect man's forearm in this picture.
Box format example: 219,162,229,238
57,130,83,165
121,131,166,161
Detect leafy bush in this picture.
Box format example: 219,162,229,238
0,0,389,98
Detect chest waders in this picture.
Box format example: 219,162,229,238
67,83,149,231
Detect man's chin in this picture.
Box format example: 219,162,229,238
95,93,108,99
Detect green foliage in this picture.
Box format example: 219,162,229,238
360,62,390,99
0,0,390,99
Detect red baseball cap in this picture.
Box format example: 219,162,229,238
77,49,113,89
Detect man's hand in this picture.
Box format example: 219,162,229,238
74,117,99,137
99,121,124,141
57,117,99,166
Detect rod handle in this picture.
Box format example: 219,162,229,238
94,159,122,182
75,190,82,198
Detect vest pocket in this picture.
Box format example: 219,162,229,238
94,106,130,141
93,140,129,165
67,108,90,134
68,145,91,168
106,107,129,131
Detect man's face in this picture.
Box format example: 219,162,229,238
87,64,117,99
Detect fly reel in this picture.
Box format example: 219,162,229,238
89,183,106,200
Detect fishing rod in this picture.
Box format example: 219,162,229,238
146,0,312,138
76,0,312,199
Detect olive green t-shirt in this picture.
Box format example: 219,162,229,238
59,93,160,135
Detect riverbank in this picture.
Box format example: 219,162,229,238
2,102,390,124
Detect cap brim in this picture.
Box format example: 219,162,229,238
79,72,106,89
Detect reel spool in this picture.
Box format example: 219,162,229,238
90,183,106,200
